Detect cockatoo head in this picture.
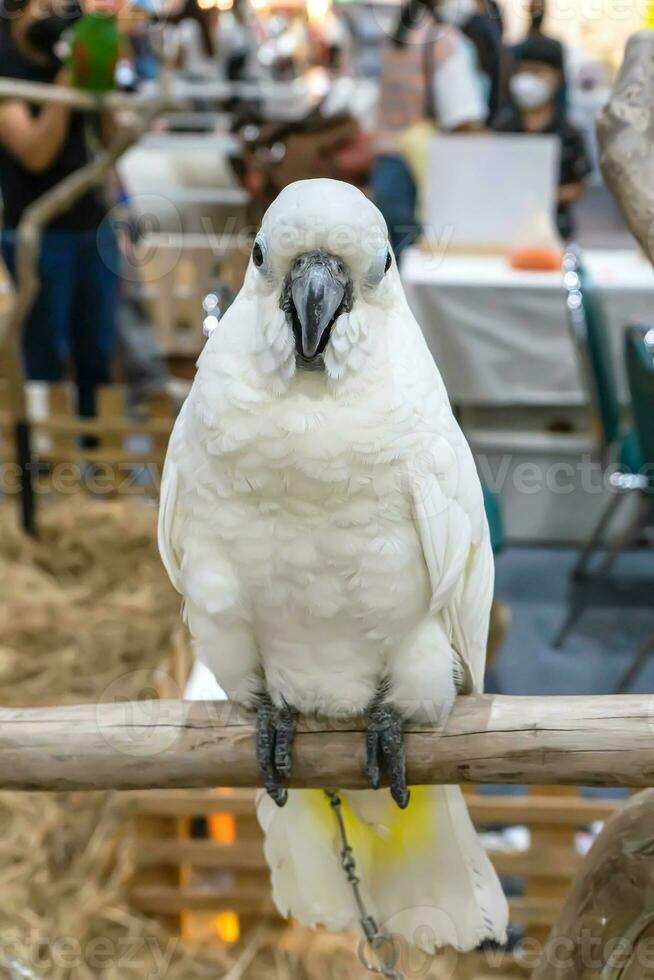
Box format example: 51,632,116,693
241,179,399,387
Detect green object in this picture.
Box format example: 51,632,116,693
574,265,643,475
69,13,120,93
624,324,654,499
577,266,622,449
482,485,504,555
618,426,644,475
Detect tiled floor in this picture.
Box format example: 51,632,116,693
489,544,654,696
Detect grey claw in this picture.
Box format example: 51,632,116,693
365,696,410,809
380,714,410,809
270,785,288,807
366,725,382,789
256,692,297,807
274,703,298,778
391,777,410,810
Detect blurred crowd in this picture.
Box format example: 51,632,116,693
375,0,591,253
0,0,593,415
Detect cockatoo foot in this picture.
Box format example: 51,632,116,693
365,691,410,810
255,692,298,807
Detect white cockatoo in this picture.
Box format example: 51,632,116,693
158,178,508,953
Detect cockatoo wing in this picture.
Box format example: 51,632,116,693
158,403,187,595
410,466,493,693
391,292,494,693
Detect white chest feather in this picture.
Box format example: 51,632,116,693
178,379,433,709
191,402,429,617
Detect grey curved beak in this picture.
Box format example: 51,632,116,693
290,252,348,359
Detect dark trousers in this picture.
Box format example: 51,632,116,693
1,225,119,418
372,155,420,259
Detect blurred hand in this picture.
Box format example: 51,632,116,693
55,65,73,86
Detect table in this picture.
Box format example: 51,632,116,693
401,247,654,407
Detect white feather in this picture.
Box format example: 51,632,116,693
259,786,507,952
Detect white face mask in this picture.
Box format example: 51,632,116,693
438,0,476,26
510,71,554,110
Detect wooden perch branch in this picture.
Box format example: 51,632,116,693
0,694,653,792
0,76,277,111
0,78,168,112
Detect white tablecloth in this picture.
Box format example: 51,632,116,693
401,247,654,406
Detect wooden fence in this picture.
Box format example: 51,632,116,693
0,381,175,490
126,783,622,947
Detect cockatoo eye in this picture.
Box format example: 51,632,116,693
252,241,265,268
251,236,272,278
365,244,393,287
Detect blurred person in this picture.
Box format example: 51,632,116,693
437,0,506,120
169,0,217,79
518,0,567,110
524,0,560,45
128,20,159,83
374,0,487,256
492,35,591,240
315,5,352,73
217,0,258,82
0,0,119,418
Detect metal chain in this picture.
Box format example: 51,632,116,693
325,791,404,980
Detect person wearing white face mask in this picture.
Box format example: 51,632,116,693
492,35,591,240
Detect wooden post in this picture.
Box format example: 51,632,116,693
533,789,654,980
96,386,126,494
597,32,654,266
46,384,77,462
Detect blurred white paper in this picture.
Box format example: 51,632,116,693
185,657,227,701
425,134,560,249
